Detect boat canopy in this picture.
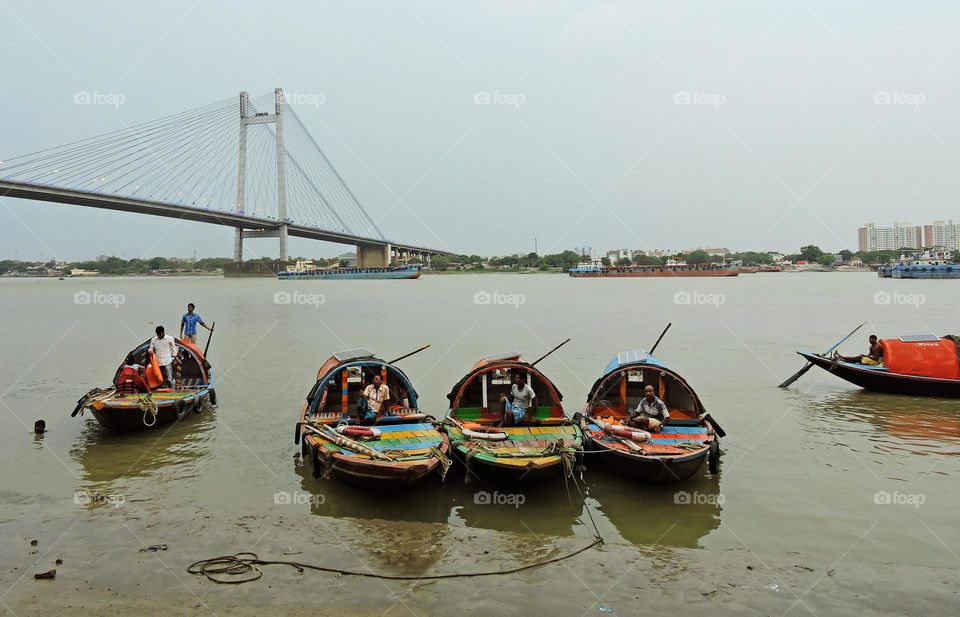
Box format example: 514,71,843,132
880,337,960,380
115,338,211,388
587,350,703,417
446,357,564,423
306,355,419,415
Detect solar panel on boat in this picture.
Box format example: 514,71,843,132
482,351,521,362
333,348,375,361
617,350,648,366
898,335,941,343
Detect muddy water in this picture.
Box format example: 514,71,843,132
1,273,957,615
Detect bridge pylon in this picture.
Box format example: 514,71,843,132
233,88,289,262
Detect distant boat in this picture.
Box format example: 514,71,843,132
568,260,738,278
878,249,959,279
278,264,421,280
796,335,960,398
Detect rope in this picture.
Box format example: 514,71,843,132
188,537,602,585
138,394,158,427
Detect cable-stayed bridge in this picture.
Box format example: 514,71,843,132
0,88,452,266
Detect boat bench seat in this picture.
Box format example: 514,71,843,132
454,405,568,425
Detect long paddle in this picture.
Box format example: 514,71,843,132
648,323,672,355
778,322,866,388
531,338,571,367
203,321,216,357
388,344,430,364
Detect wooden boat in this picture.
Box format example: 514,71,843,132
796,334,960,398
72,338,216,432
578,350,720,483
296,348,450,490
444,352,583,484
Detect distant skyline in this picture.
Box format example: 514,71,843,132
3,2,960,261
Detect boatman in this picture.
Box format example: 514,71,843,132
835,335,884,365
149,326,178,389
499,372,537,427
179,303,211,343
357,374,390,423
627,385,669,430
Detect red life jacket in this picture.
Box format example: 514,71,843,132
117,366,149,393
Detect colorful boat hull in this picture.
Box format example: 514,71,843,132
279,265,421,280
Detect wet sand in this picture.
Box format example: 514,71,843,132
2,497,956,617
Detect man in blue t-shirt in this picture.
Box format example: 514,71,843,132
179,303,211,343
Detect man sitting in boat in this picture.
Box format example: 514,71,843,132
626,385,669,431
356,374,390,423
835,335,884,366
498,372,536,427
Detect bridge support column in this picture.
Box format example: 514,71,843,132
356,242,391,267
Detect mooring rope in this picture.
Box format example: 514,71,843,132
138,394,158,427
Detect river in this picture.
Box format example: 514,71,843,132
0,272,957,615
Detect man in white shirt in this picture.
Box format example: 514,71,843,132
499,372,536,426
357,374,390,423
149,326,178,389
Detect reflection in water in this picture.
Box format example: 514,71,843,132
799,390,959,457
70,409,216,485
585,468,722,549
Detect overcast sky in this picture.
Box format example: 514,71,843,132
2,1,959,261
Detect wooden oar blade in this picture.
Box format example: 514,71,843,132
778,362,813,388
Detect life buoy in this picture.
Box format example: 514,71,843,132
336,425,381,440
604,425,651,442
462,426,508,441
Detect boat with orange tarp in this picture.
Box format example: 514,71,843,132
578,350,721,482
72,338,216,431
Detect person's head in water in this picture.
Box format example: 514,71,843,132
34,419,46,434
156,326,165,338
644,384,656,400
186,303,195,314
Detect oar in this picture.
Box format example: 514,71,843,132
203,322,216,357
530,338,571,367
778,322,866,388
388,344,430,364
648,323,672,354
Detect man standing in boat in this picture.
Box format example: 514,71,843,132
179,303,211,343
357,374,390,423
149,326,178,389
627,384,669,431
835,335,884,365
499,372,536,426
